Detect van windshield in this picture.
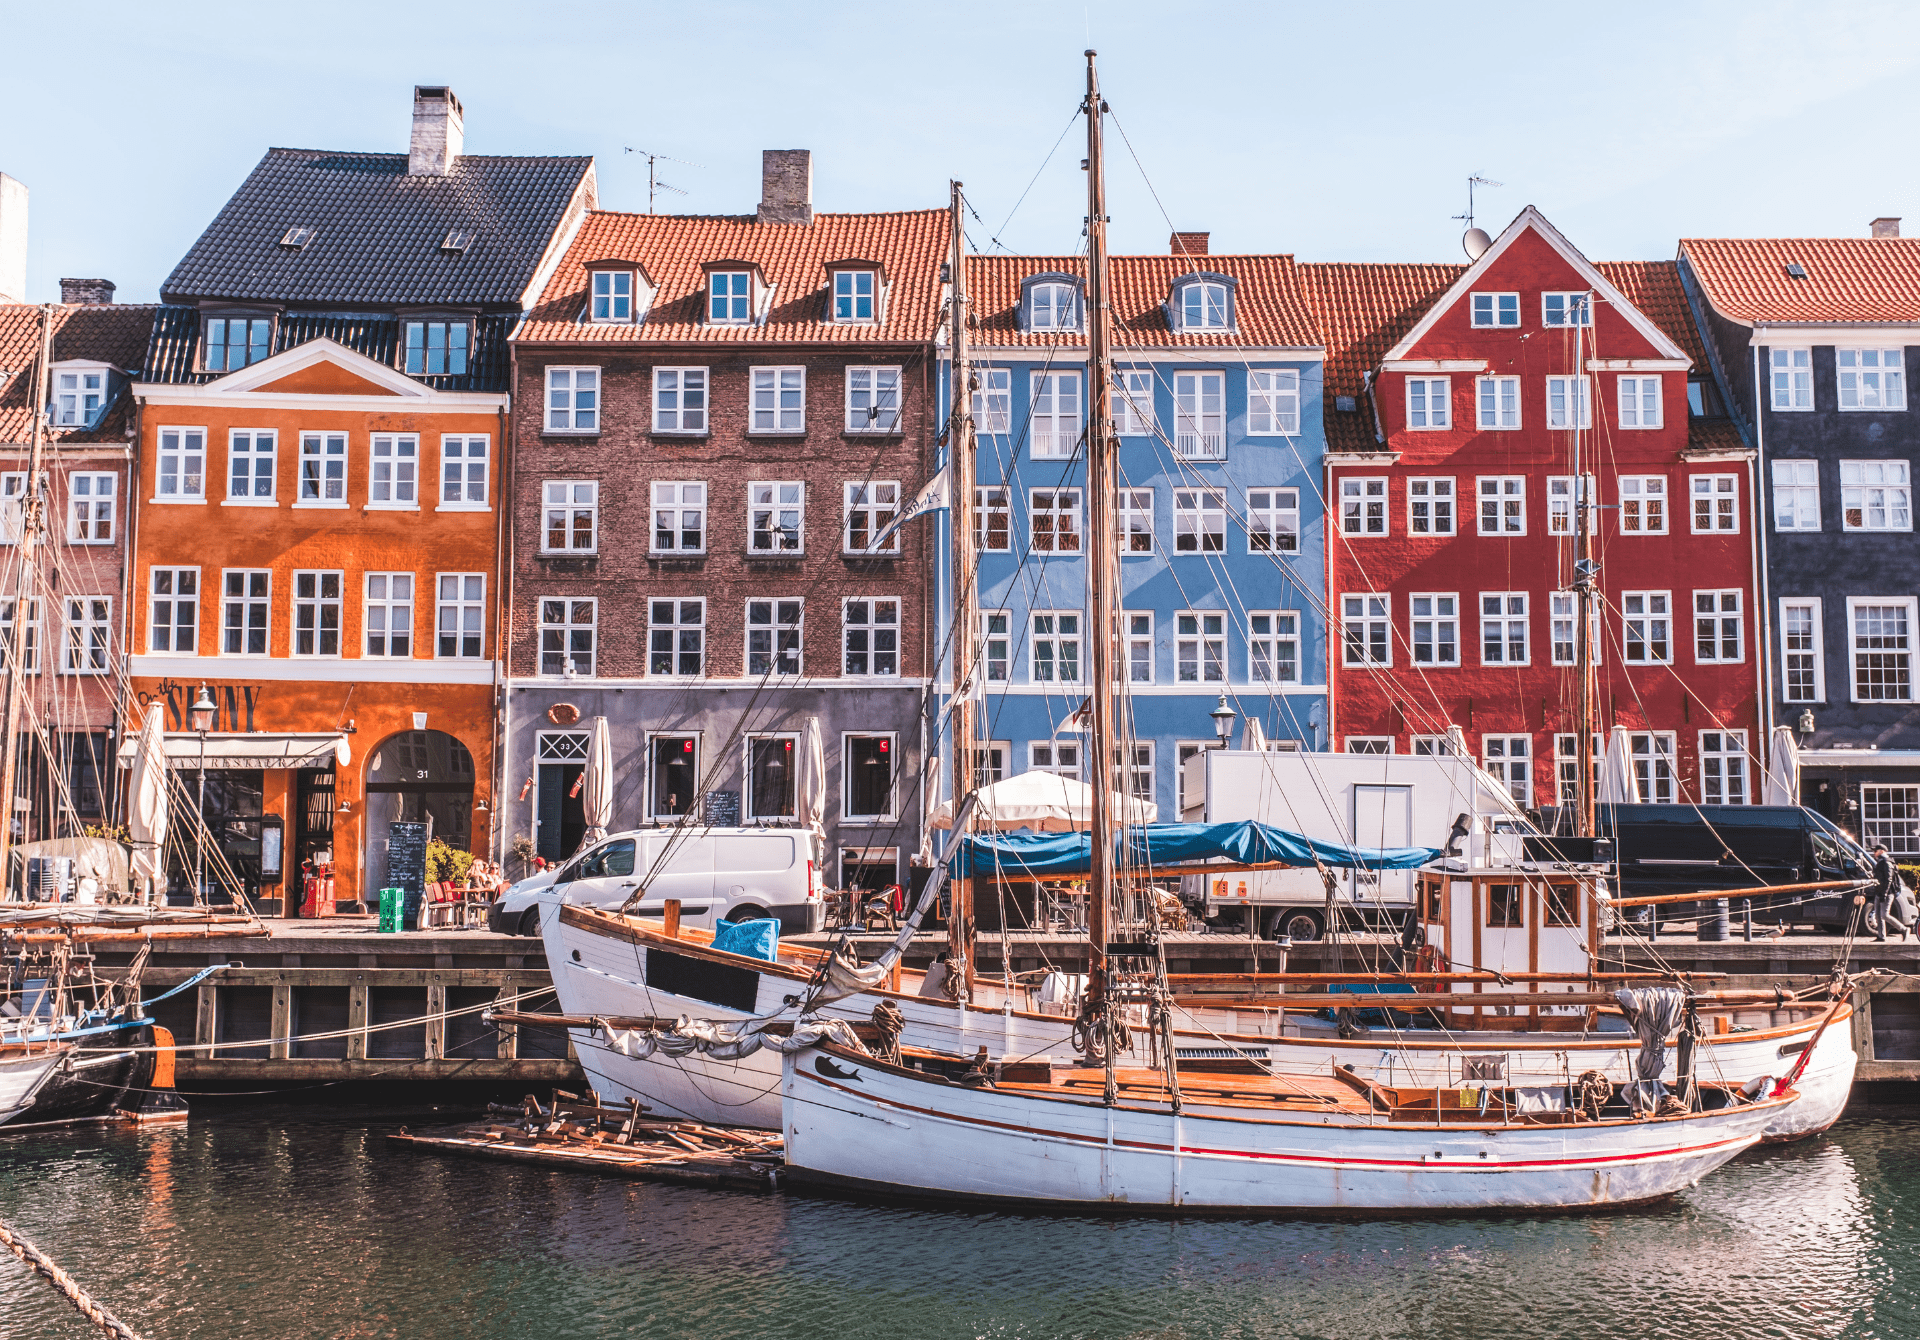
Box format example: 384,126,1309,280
1807,812,1870,864
579,839,637,879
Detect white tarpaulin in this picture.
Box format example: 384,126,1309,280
1598,726,1641,805
128,704,169,898
1763,725,1800,807
581,716,614,844
929,769,1158,832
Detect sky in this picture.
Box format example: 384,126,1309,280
4,0,1920,303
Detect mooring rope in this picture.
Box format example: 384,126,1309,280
0,1218,144,1339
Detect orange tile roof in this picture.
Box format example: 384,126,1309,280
1296,262,1459,451
516,210,949,345
1680,237,1920,324
1593,260,1710,367
0,303,157,445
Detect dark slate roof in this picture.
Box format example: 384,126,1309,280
160,149,593,309
142,307,515,393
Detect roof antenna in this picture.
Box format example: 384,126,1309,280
1452,175,1503,260
623,148,701,214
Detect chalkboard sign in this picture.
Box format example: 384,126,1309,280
704,790,741,828
387,822,428,931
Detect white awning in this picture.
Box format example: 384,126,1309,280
116,732,351,771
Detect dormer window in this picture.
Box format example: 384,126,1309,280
1172,276,1234,331
204,315,272,372
1019,273,1083,332
403,320,469,376
592,270,634,322
710,272,752,323
50,366,110,428
833,270,875,321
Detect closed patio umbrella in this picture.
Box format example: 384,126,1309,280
800,717,826,839
1763,725,1800,807
581,716,614,845
128,704,169,904
1598,726,1641,805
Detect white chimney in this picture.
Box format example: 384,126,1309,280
758,150,813,226
1872,217,1902,239
0,174,26,304
408,86,464,177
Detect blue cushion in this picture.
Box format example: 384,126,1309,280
711,917,780,962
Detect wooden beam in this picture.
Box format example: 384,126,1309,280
1610,879,1865,909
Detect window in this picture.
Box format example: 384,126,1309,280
747,735,798,820
975,486,1010,553
545,367,600,432
1114,742,1154,804
543,481,598,553
1401,477,1453,536
651,736,699,819
1470,292,1519,327
403,321,468,376
1694,590,1743,663
971,743,1009,788
1248,488,1300,551
749,481,804,553
973,368,1011,433
1173,371,1225,458
751,367,805,432
1116,488,1154,554
1771,349,1813,411
846,367,901,433
0,598,38,673
1477,476,1525,534
1555,734,1602,804
370,435,418,507
1347,737,1393,755
1173,488,1225,552
227,430,276,500
1486,883,1524,929
1176,611,1225,683
833,270,876,322
1547,476,1573,535
297,433,347,504
1782,599,1824,702
651,482,705,553
539,598,597,676
1180,281,1228,329
1341,477,1388,535
66,473,114,542
1772,460,1820,531
982,611,1011,682
1030,371,1081,458
1692,475,1739,532
1480,593,1528,665
1411,594,1459,666
0,472,20,545
1840,461,1912,530
1618,375,1662,428
155,428,205,501
291,572,342,657
1476,376,1520,429
1838,349,1905,410
845,736,896,819
361,574,413,657
1618,591,1672,664
649,599,705,676
1029,742,1081,778
1862,786,1920,857
709,272,751,323
1550,592,1599,666
1248,370,1299,435
1342,594,1390,667
1249,611,1299,684
1630,733,1677,805
1030,488,1081,553
60,598,109,675
1688,379,1723,418
436,574,485,659
1542,292,1592,327
1400,376,1450,433
1126,611,1154,683
1114,369,1154,436
52,369,107,427
1483,736,1531,804
842,598,899,676
1031,611,1081,682
1700,730,1749,805
221,571,269,656
747,599,803,675
844,481,901,554
61,732,109,820
590,270,633,322
1850,599,1915,701
204,316,271,372
148,568,198,653
1412,736,1460,757
1029,281,1076,330
440,436,488,507
1619,476,1666,534
1545,376,1591,429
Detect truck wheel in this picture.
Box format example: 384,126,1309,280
1280,910,1324,943
516,908,541,938
729,905,770,925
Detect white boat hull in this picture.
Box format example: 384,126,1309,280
0,1049,64,1124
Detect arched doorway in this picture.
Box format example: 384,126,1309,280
364,731,476,895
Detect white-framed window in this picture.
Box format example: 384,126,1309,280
1406,376,1450,430
1623,591,1673,664
1179,281,1229,330
291,572,342,657
833,270,876,322
1840,460,1912,530
749,481,805,553
440,436,488,508
363,573,413,657
1410,593,1459,666
539,598,597,677
1411,735,1461,757
1546,476,1576,535
1173,488,1225,553
842,597,900,677
709,271,751,323
1630,732,1677,805
542,481,598,553
66,473,114,543
60,597,110,675
1771,348,1813,411
974,368,1012,433
1248,487,1299,552
648,598,706,676
545,367,599,432
0,597,39,673
1176,611,1226,684
1700,730,1749,805
846,366,902,433
1342,593,1390,667
1031,611,1081,682
844,481,901,555
0,472,21,544
1483,735,1531,804
1772,460,1820,531
1470,292,1519,327
1476,376,1520,429
1479,592,1528,665
402,321,469,376
52,369,108,427
1838,348,1906,411
227,430,276,500
203,316,271,372
747,599,803,676
1113,741,1155,804
1620,476,1667,534
1781,598,1824,702
1862,785,1920,857
975,486,1010,553
436,573,485,659
1341,477,1388,535
1546,375,1591,429
651,481,705,554
1555,733,1602,803
1693,589,1743,663
746,734,800,820
648,733,701,821
751,367,805,433
1542,292,1592,327
1114,369,1155,436
1029,488,1081,553
1405,477,1453,535
148,567,198,654
1249,610,1299,684
1849,598,1916,701
1029,741,1081,779
1030,371,1081,458
1248,369,1299,435
1174,371,1226,458
981,610,1011,683
155,428,206,501
1691,474,1739,532
369,435,418,507
221,570,269,656
652,367,707,433
297,432,348,504
1126,611,1154,683
1477,476,1525,534
1347,737,1393,755
590,269,633,322
1029,281,1076,331
1117,488,1154,554
1550,591,1600,666
1618,375,1662,428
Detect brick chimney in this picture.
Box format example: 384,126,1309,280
1872,217,1902,239
758,150,813,226
59,278,114,305
408,86,464,177
0,173,25,304
1170,231,1209,256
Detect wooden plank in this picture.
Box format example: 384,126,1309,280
178,1059,579,1083
424,983,447,1060
269,984,291,1061
194,983,216,1059
346,984,369,1061
495,985,518,1060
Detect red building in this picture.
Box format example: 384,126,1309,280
1302,208,1758,810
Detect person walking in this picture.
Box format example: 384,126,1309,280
1869,842,1900,942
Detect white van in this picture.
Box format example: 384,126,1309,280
490,827,825,937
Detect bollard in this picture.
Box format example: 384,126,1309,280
1742,897,1753,942
1697,897,1730,942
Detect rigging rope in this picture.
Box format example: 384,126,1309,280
0,1219,144,1340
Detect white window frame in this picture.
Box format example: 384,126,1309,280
652,367,708,434
1862,785,1920,857
1555,733,1602,804
746,598,804,676
290,571,344,659
363,573,415,659
1691,474,1740,533
1030,370,1081,459
1542,292,1593,327
1840,460,1913,531
1630,732,1678,805
843,733,899,822
60,597,111,676
369,434,419,509
545,366,600,434
1482,735,1532,804
1770,348,1813,412
439,435,489,509
1781,598,1825,703
1172,488,1226,553
1406,376,1451,430
1848,597,1917,703
1618,375,1662,429
1619,476,1668,534
1346,737,1394,755
846,366,902,434
1117,488,1154,555
1693,589,1744,664
1249,610,1300,684
1342,593,1391,668
751,366,806,433
1550,591,1600,667
647,733,703,821
648,597,707,677
1029,488,1082,553
435,573,486,660
1030,610,1082,683
746,733,801,821
1125,611,1154,684
0,472,22,544
226,429,277,503
1477,476,1525,535
973,368,1012,434
220,570,270,657
651,481,706,554
1837,348,1906,411
1113,369,1155,436
1248,369,1299,435
154,427,207,502
1545,375,1591,429
296,432,348,507
539,597,597,677
1179,281,1229,330
708,271,751,324
1407,477,1454,536
1029,741,1082,779
1479,592,1529,666
1476,376,1520,429
1622,591,1674,665
975,486,1011,554
0,596,40,673
1113,740,1155,805
749,481,805,554
1029,281,1077,331
65,472,115,544
1244,487,1296,552
51,367,108,428
1772,460,1820,532
1341,477,1388,536
842,597,901,678
1175,610,1226,684
1410,593,1459,667
542,480,598,554
1173,371,1226,458
843,481,901,555
148,566,199,655
1700,730,1750,805
589,269,633,323
981,610,1011,684
1470,292,1519,328
832,270,877,323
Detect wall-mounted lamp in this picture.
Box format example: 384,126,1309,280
475,800,489,813
337,799,352,814
1796,709,1816,737
1209,694,1237,746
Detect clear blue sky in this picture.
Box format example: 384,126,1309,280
4,0,1918,303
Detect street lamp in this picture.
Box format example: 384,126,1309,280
190,685,215,906
1210,694,1237,748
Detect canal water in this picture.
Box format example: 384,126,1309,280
0,1100,1915,1340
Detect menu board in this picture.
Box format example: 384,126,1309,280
387,822,428,931
704,790,741,828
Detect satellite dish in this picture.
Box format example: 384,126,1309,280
1463,228,1493,261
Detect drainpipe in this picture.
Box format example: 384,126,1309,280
1323,455,1336,751
492,393,510,865
1751,340,1775,769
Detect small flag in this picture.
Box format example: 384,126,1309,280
868,468,949,551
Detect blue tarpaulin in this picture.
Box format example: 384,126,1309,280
949,821,1439,880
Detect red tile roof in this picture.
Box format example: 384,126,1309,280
517,210,949,345
1296,263,1459,451
1680,237,1920,324
1593,260,1710,367
0,304,157,445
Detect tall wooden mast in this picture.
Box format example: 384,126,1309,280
1572,294,1597,837
0,304,52,883
946,179,977,1000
